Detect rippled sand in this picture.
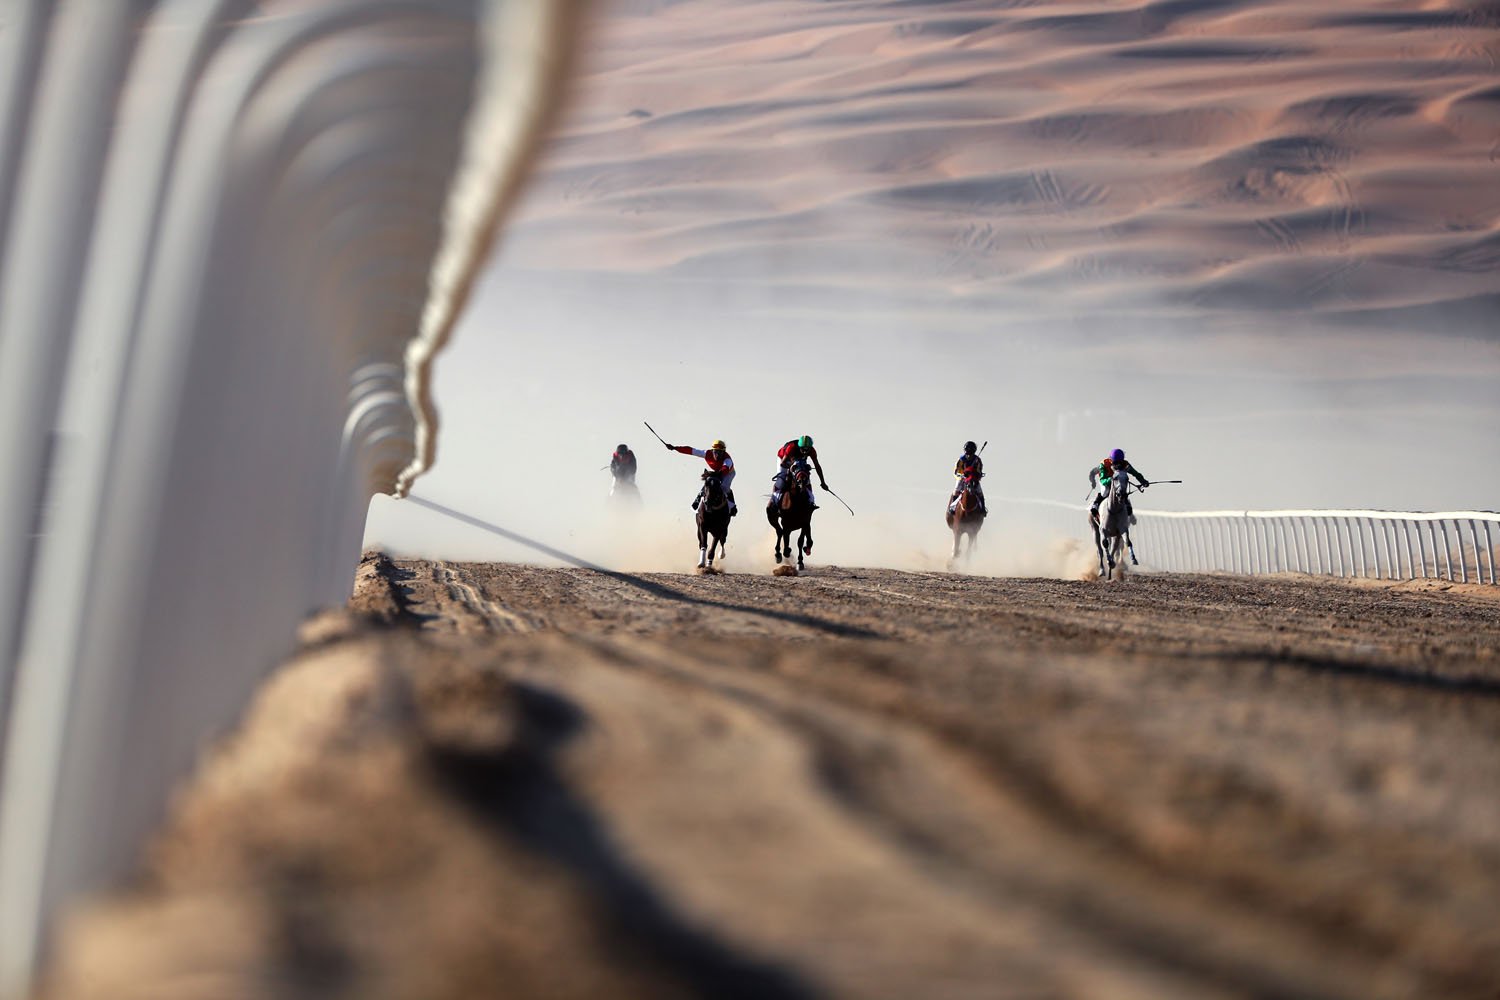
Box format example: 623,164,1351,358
505,0,1499,337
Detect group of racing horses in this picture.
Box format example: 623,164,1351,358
622,453,1144,579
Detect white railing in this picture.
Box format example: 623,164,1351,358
1131,509,1499,584
1005,499,1500,585
0,3,573,995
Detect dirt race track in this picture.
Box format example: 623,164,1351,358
41,557,1500,1000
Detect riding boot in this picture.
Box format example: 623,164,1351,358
691,494,700,510
728,490,738,516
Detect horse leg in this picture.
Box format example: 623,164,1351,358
1092,520,1106,576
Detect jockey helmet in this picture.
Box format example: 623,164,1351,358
1110,448,1125,463
711,439,726,450
963,440,977,454
617,444,629,453
798,435,813,448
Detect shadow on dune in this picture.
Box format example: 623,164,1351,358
423,681,821,1000
406,495,878,639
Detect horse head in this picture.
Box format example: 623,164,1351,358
1100,469,1132,536
956,474,980,511
700,470,726,510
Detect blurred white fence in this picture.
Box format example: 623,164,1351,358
0,2,573,995
1007,499,1500,585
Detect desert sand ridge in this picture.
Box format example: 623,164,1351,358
500,0,1499,338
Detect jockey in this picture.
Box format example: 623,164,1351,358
947,440,987,515
770,435,828,509
610,443,637,484
1089,447,1149,520
666,438,736,515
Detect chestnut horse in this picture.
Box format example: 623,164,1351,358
946,474,984,566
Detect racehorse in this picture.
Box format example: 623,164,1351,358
946,473,984,567
767,460,815,571
696,471,730,569
1092,468,1139,579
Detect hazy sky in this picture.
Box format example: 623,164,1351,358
365,0,1500,571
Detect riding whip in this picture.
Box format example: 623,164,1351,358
979,440,988,454
643,420,671,448
823,487,856,516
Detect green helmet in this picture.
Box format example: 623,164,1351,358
798,435,813,448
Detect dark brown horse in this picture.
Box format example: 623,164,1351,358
767,461,815,571
696,471,730,569
946,474,984,567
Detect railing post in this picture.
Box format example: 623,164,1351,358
1417,519,1430,578
1367,518,1382,580
1486,519,1496,586
1466,520,1481,584
1439,520,1455,581
1339,518,1353,577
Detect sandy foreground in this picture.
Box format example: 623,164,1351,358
36,554,1500,999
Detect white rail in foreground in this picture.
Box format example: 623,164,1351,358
1011,500,1500,585
0,3,574,995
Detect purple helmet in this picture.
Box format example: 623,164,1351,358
1110,448,1125,463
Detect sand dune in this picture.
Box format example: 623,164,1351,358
501,0,1499,334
